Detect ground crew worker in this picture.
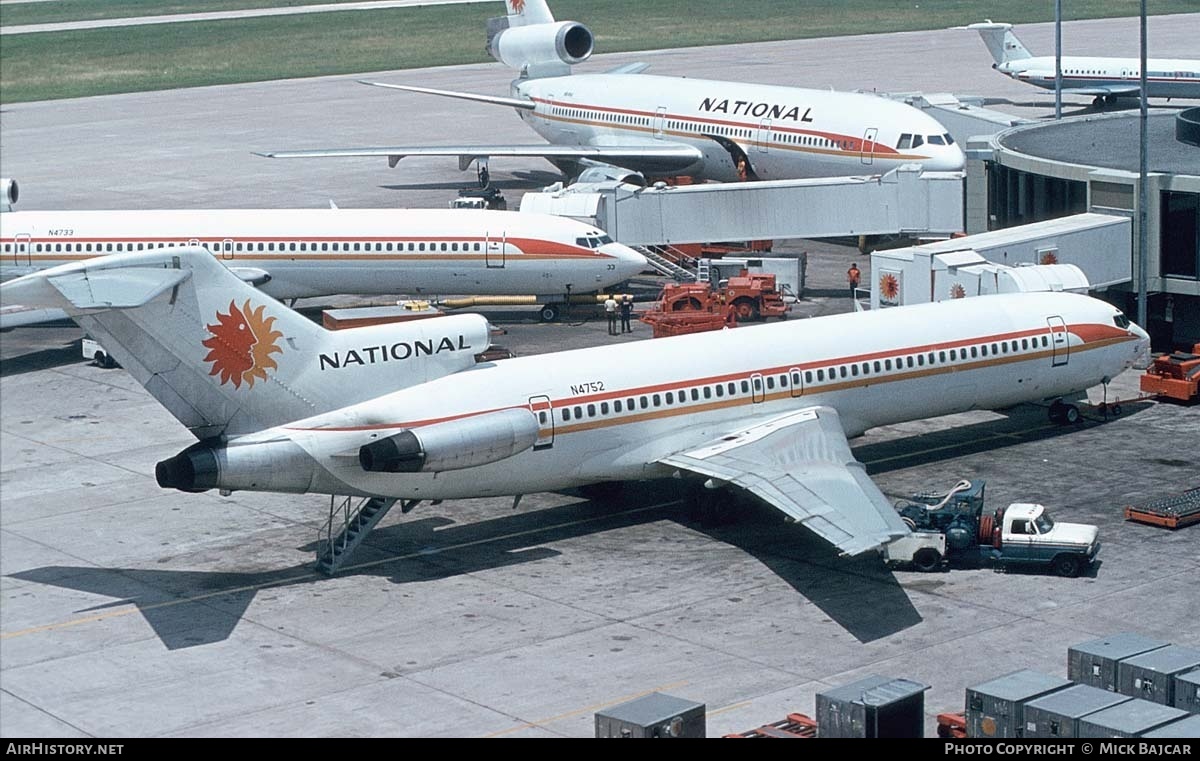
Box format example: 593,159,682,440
847,262,861,299
619,295,634,333
605,295,619,335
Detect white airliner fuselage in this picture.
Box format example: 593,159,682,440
199,290,1145,500
512,74,966,182
0,207,646,303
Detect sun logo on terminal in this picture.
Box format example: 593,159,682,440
880,273,900,301
202,300,283,389
950,283,966,299
1040,251,1059,265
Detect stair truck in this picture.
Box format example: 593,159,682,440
883,480,1100,577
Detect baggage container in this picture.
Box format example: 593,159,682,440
966,669,1072,738
1068,632,1168,692
1117,645,1200,705
815,675,928,738
1078,698,1188,738
1023,683,1132,738
595,692,706,738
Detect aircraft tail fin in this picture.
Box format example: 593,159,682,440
964,21,1033,64
1,249,491,439
505,0,555,26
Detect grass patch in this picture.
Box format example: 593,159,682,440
1,0,1194,103
0,0,372,27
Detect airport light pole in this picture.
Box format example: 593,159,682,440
1054,0,1062,120
1137,0,1148,329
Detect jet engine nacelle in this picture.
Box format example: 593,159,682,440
358,407,540,474
1,178,18,210
489,21,594,72
156,437,318,494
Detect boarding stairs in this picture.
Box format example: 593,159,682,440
635,245,697,282
316,495,397,575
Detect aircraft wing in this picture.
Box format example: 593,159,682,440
1058,84,1141,97
659,406,910,556
257,143,705,174
0,304,70,330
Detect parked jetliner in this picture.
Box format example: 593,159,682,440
965,21,1200,108
0,182,646,327
3,248,1148,558
262,0,964,183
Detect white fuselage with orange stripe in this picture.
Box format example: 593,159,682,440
0,208,646,299
244,291,1146,500
513,74,966,182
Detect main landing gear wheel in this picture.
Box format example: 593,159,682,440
1049,401,1080,425
538,303,561,322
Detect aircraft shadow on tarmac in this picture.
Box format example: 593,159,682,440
8,481,923,649
0,337,85,377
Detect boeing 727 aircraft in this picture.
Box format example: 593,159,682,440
263,0,964,183
0,181,646,326
2,248,1148,562
965,21,1200,108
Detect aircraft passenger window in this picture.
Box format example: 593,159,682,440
441,243,448,251
971,346,978,358
874,361,881,373
939,351,946,363
885,359,892,371
562,408,571,421
86,244,93,252
53,243,61,252
1012,341,1020,352
614,400,623,413
740,381,749,393
715,385,724,398
640,396,648,409
928,353,935,364
652,394,660,406
949,350,957,361
474,243,481,252
862,363,870,374
665,392,674,404
1041,336,1048,347
703,387,711,399
627,397,635,409
587,404,596,417
766,377,775,390
816,369,825,381
917,355,925,366
981,345,988,356
2,245,8,253
839,367,847,378
601,402,609,415
1021,339,1028,350
418,243,425,251
726,382,735,395
912,135,924,148
991,343,999,354
928,135,946,145
539,412,547,424
574,406,583,418
802,371,811,384
851,365,859,377
691,389,699,401
451,243,458,252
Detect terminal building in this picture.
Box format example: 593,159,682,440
965,108,1200,350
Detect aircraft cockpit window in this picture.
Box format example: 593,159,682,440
928,135,946,145
912,135,924,148
943,133,956,145
897,134,913,150
1113,313,1131,329
597,235,613,245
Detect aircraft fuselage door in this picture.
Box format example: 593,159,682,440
750,373,765,403
486,232,506,268
861,127,879,165
14,233,31,265
529,395,554,450
756,118,772,153
788,366,805,398
654,107,666,139
221,238,234,260
1048,316,1069,366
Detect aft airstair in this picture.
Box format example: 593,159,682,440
316,495,397,575
635,245,697,282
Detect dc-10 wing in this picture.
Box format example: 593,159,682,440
256,143,705,175
1056,84,1141,97
659,406,910,556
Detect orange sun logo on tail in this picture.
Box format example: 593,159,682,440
510,0,526,13
202,300,283,389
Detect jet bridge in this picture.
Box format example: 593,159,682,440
519,165,964,247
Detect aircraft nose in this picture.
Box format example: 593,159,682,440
930,144,966,172
603,243,649,277
1128,321,1152,366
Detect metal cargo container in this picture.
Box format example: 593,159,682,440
966,670,1072,738
595,692,706,738
1023,683,1133,738
1174,669,1200,713
1078,699,1188,738
1143,714,1200,738
1117,645,1200,705
815,675,929,738
1069,632,1169,692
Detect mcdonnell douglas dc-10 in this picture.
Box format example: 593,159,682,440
0,178,646,327
263,0,965,183
2,248,1148,563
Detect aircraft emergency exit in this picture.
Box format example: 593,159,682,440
262,0,964,183
2,248,1149,559
964,21,1200,108
0,180,646,327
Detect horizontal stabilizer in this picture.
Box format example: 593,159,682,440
357,81,537,110
0,305,69,330
3,261,190,312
